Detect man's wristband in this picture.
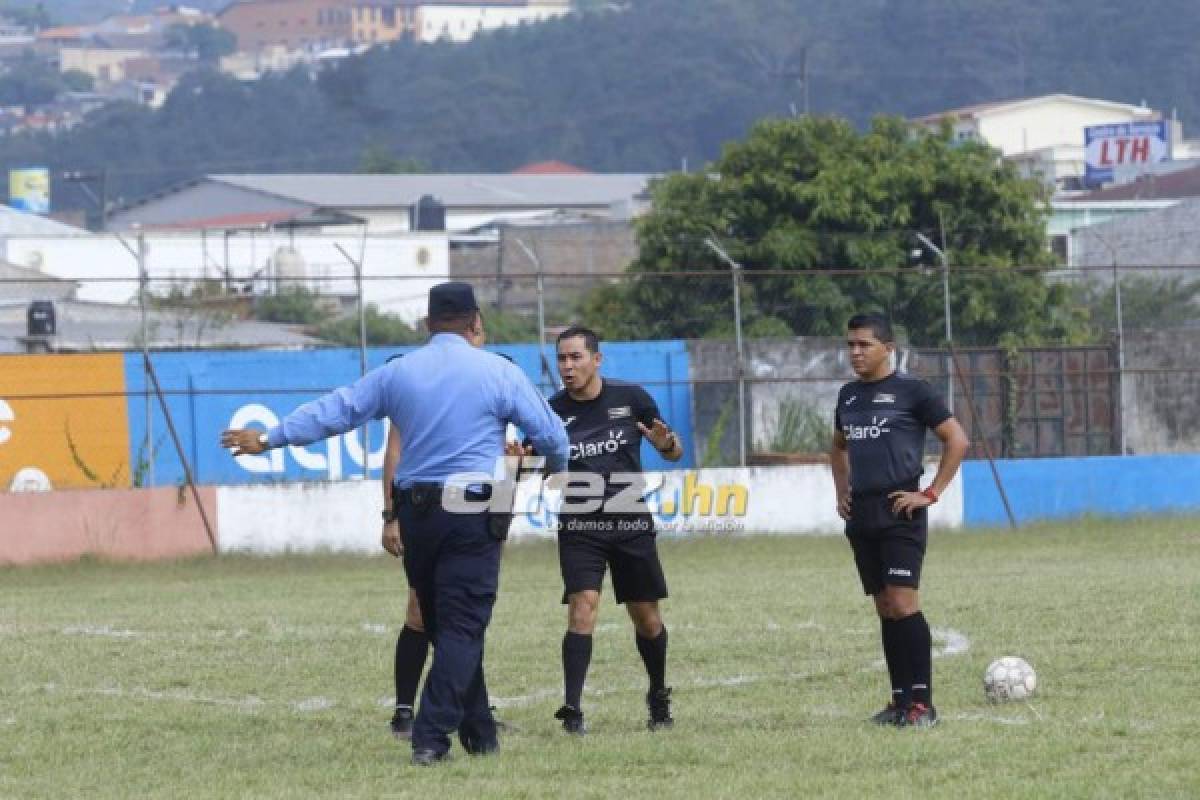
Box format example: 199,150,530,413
921,486,939,504
382,509,397,523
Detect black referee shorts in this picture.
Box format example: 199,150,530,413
844,484,928,596
557,513,668,605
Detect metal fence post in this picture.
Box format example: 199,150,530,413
1113,259,1127,456
704,238,747,467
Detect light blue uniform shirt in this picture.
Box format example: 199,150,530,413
266,333,569,485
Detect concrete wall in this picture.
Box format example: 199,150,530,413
451,222,639,313
1119,331,1200,454
0,485,214,565
5,453,1200,564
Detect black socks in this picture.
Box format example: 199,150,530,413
892,611,933,707
394,625,429,709
880,618,910,708
635,627,669,692
562,631,593,710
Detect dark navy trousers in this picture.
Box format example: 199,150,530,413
398,499,502,755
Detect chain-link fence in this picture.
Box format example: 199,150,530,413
2,230,1198,491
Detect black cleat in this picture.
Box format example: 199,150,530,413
646,687,674,731
390,706,414,740
410,748,449,766
554,705,586,735
900,702,939,729
869,702,904,726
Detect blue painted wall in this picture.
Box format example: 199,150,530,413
124,341,693,486
963,454,1200,526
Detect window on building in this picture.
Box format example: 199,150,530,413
1049,234,1069,265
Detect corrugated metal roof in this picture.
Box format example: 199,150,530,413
0,300,323,353
209,173,654,210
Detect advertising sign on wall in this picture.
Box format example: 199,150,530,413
0,354,131,491
8,167,50,214
1084,121,1170,187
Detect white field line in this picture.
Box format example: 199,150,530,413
61,625,140,638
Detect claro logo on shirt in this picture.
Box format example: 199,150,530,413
842,416,891,440
569,429,628,460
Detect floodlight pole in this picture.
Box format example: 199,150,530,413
334,242,371,479
704,238,747,468
915,231,954,413
513,236,554,392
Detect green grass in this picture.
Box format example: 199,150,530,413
3,518,1199,798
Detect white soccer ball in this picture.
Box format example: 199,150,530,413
983,656,1038,702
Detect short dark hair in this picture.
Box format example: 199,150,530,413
428,310,478,335
847,312,894,343
557,325,600,354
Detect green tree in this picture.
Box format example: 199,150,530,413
315,306,423,346
0,52,63,110
254,287,331,325
163,23,236,63
357,142,429,174
618,115,1075,346
61,68,93,92
1074,276,1200,337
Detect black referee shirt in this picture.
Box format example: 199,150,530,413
834,371,952,493
548,378,662,500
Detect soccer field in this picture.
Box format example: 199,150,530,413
3,518,1198,799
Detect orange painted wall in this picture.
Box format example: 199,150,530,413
0,486,215,565
0,354,131,490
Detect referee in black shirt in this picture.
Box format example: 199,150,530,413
830,313,968,728
520,326,683,735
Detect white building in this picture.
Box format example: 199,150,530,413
415,0,571,43
0,231,450,322
913,94,1195,190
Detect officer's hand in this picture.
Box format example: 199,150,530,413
504,441,533,457
837,492,852,521
221,428,267,456
637,418,674,451
381,520,403,558
889,490,931,519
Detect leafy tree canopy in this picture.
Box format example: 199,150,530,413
607,115,1076,346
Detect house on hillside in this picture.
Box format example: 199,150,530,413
218,0,358,53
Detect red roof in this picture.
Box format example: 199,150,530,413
143,210,307,230
1064,163,1200,202
512,160,590,175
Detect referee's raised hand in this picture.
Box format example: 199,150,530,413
636,418,671,450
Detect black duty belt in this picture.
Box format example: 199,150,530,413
395,483,493,507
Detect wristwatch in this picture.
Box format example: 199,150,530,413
382,509,398,523
257,432,269,448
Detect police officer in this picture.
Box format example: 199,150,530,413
829,312,968,729
222,282,569,765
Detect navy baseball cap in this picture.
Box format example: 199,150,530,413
428,281,479,316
